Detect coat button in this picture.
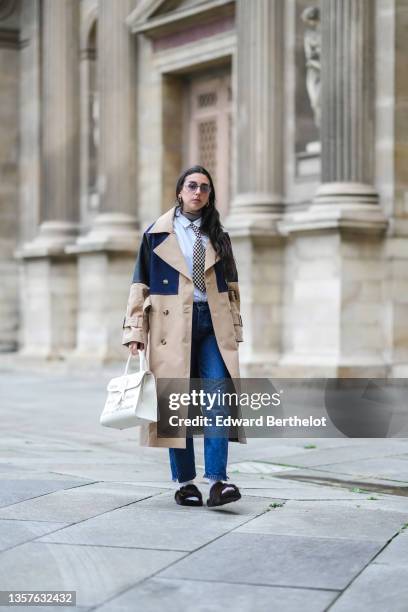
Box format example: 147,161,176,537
163,309,169,315
162,279,168,284
161,338,167,345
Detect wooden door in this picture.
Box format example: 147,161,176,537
187,73,232,220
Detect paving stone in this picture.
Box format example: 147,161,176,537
373,530,408,564
222,472,397,501
0,466,92,482
239,484,389,501
257,442,408,468
229,461,294,474
134,491,277,515
331,495,408,514
315,457,408,481
0,542,185,607
38,499,271,551
227,440,326,462
0,455,158,466
196,472,281,487
159,532,382,590
117,480,173,490
0,464,36,474
271,468,408,491
236,500,407,541
0,483,164,523
0,479,94,509
0,519,68,552
1,456,149,466
42,463,171,483
2,368,408,610
96,577,338,612
221,439,353,460
329,563,408,612
0,607,90,612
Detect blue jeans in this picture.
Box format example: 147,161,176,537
169,301,230,483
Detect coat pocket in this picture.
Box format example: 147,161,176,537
230,309,243,342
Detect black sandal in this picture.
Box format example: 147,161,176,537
207,482,241,507
175,484,203,507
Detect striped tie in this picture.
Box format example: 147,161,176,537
189,223,206,293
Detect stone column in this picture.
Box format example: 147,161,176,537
226,0,285,376
78,0,138,245
17,0,80,359
314,0,382,211
39,0,80,246
228,0,284,229
0,1,20,352
68,0,139,362
279,0,388,377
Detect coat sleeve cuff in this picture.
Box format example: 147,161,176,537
122,326,145,346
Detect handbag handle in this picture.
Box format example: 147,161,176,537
124,349,149,375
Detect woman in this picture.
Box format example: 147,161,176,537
122,165,246,508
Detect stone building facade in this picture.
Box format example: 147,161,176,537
0,0,407,377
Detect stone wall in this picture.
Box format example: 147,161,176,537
0,27,19,351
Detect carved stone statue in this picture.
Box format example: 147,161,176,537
301,6,321,129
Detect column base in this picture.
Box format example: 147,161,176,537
66,233,141,362
227,193,284,234
280,182,388,236
279,206,388,237
17,221,79,257
277,210,388,378
15,248,78,359
315,181,380,206
0,251,18,353
224,209,284,376
14,221,80,359
74,213,139,252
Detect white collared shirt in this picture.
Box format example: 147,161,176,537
173,207,209,302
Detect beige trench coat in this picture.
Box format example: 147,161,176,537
122,205,246,448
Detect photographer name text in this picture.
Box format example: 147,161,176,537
168,415,327,428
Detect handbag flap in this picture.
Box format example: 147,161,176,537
107,371,148,392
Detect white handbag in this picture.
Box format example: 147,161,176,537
100,350,158,430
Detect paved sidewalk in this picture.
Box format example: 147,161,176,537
0,363,407,611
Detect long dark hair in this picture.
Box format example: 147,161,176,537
175,165,237,281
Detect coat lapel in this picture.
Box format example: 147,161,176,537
149,206,191,280
153,233,192,280
149,205,220,280
204,239,219,272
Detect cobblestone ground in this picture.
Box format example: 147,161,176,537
0,360,407,611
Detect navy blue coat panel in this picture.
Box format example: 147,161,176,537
132,226,237,297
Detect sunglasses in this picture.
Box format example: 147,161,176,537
183,181,211,194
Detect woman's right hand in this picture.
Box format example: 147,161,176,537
129,341,144,355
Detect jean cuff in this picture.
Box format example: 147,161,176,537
204,473,229,482
171,472,197,484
